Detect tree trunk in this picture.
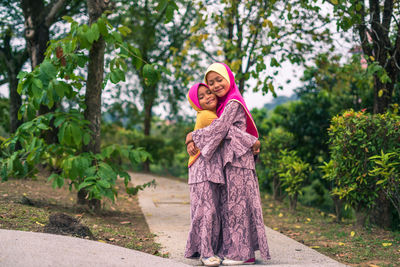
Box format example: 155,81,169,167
0,28,29,135
289,193,298,211
370,191,392,228
273,175,284,201
141,83,156,172
79,0,109,210
9,72,22,134
332,195,342,223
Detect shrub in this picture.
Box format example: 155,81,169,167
369,150,400,221
323,109,400,225
277,149,310,210
260,127,295,199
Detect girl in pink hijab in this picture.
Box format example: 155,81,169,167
186,63,271,265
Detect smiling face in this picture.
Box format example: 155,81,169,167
206,71,230,98
198,85,217,111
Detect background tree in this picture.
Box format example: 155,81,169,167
0,1,29,134
21,0,85,143
113,0,200,171
0,0,85,138
328,0,400,113
195,0,334,94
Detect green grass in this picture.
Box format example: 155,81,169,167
262,194,400,266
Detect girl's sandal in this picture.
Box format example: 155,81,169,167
201,256,221,266
222,257,255,265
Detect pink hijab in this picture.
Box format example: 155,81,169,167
187,83,208,112
205,62,259,138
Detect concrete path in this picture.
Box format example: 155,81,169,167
0,229,190,267
133,172,347,267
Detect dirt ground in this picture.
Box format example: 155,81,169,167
0,173,163,256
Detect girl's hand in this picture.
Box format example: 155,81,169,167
187,142,199,156
185,132,193,145
252,140,261,155
186,132,198,156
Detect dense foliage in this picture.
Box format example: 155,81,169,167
322,110,400,224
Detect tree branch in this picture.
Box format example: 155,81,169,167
356,0,373,57
382,0,393,34
45,0,68,27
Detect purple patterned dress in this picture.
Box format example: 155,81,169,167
184,142,224,259
185,124,257,258
192,101,271,261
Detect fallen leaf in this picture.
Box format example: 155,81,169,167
120,221,131,225
310,246,320,249
23,193,27,196
309,231,314,234
295,225,301,229
69,197,73,201
269,203,274,207
369,264,380,267
35,221,45,226
278,213,283,217
273,227,279,231
382,242,392,247
350,231,355,237
338,242,345,246
98,240,107,243
306,218,311,222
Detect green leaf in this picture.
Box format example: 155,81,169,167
83,132,91,146
77,180,96,191
112,31,123,43
31,83,42,99
156,0,168,11
118,26,132,37
40,60,57,79
110,71,120,84
33,78,43,89
62,16,74,23
71,123,82,147
115,69,126,82
97,179,111,189
86,28,96,43
56,176,64,188
164,2,178,23
92,23,100,41
97,18,108,36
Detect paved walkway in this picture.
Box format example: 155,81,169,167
0,172,348,266
134,172,347,267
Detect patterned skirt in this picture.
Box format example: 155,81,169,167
218,166,271,261
184,181,222,258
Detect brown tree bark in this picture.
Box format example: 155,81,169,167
141,83,156,172
0,28,29,134
356,0,399,114
79,0,111,210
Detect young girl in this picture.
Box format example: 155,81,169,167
185,83,259,266
186,63,270,265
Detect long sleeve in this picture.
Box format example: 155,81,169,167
226,126,258,158
192,101,241,160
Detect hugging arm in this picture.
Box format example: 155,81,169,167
227,126,259,157
190,102,253,160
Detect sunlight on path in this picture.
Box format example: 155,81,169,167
131,172,347,267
